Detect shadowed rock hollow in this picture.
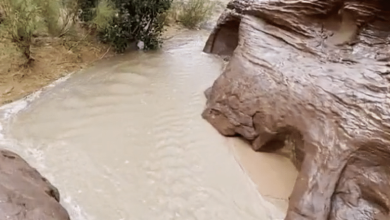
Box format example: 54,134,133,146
202,0,390,219
0,149,70,220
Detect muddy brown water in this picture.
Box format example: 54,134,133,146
0,29,296,220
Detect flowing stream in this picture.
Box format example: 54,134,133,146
0,29,296,220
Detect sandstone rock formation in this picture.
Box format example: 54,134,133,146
202,0,390,219
0,149,70,220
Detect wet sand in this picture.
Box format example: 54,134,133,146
228,138,297,213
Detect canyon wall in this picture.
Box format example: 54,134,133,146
202,0,390,219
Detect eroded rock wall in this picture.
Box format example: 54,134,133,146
0,149,70,220
202,0,390,219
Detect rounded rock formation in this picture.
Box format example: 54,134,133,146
0,149,70,220
202,0,390,219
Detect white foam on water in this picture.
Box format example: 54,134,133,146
0,72,91,220
0,73,72,118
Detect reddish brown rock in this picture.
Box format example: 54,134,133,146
202,0,390,219
0,149,70,220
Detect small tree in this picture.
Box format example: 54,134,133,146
96,0,173,52
0,0,117,65
0,0,76,65
0,0,44,65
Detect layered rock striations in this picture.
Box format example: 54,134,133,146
202,0,390,219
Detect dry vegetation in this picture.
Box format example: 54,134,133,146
0,0,115,104
165,0,218,29
0,0,222,105
0,33,112,105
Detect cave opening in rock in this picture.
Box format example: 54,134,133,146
203,17,240,56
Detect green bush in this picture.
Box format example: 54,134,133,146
93,0,172,52
177,0,215,29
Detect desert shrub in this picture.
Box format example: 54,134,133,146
0,0,116,65
0,0,45,64
163,1,180,25
0,0,80,64
90,0,117,31
88,0,173,52
40,0,62,35
56,0,81,37
177,0,215,29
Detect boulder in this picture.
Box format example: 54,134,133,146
0,149,70,220
202,0,390,219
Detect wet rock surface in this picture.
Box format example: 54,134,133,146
0,149,70,220
202,0,390,219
